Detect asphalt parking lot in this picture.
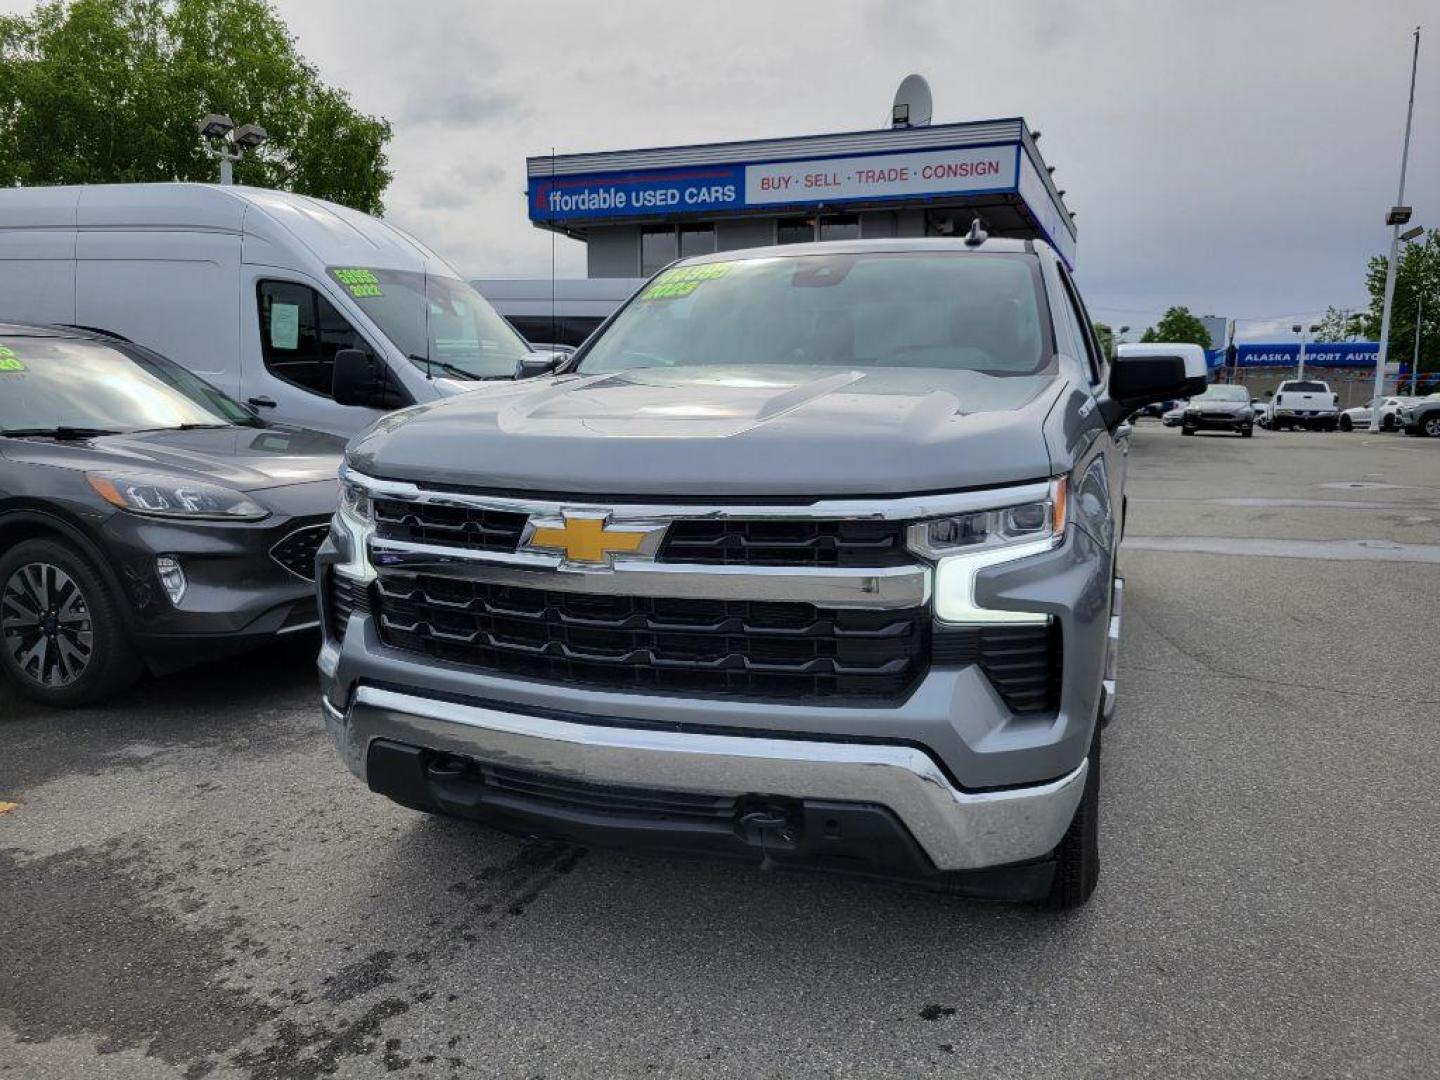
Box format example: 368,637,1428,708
3,425,1439,1080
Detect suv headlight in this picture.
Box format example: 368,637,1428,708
87,472,268,521
909,479,1066,625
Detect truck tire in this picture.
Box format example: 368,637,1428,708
1044,725,1101,910
0,537,141,707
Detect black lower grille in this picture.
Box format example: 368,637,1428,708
374,573,928,701
933,623,1062,715
373,498,526,553
270,521,331,581
479,761,735,825
326,572,370,640
658,519,910,567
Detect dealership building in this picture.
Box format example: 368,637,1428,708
524,116,1077,281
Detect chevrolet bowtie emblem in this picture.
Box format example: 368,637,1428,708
525,513,666,566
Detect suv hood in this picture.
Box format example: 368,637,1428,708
349,365,1062,498
0,425,345,491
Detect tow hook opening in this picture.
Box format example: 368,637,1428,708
735,796,803,858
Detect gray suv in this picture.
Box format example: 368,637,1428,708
316,238,1204,908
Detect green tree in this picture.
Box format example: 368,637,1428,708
1139,306,1212,349
1312,305,1367,343
1093,321,1114,360
1360,229,1440,381
0,0,392,214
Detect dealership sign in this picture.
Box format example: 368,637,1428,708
531,145,1017,221
1234,342,1380,368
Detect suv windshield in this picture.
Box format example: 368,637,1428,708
0,337,254,433
576,252,1051,377
1194,385,1250,402
330,268,531,380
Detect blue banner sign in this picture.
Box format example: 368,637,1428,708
1232,342,1380,368
531,166,744,222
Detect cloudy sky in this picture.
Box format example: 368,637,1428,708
10,0,1434,340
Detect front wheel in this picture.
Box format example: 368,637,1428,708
0,538,140,707
1044,726,1101,910
1241,426,1253,438
1339,415,1353,431
1181,426,1195,436
1424,416,1440,438
1382,414,1395,432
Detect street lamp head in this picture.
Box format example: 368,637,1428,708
1291,324,1302,334
1309,324,1320,333
1385,206,1413,226
1119,325,1130,334
232,123,268,150
1400,225,1424,242
197,113,235,140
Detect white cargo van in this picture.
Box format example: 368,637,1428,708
0,184,546,436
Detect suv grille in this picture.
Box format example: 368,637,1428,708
933,623,1062,715
373,498,527,553
373,573,928,701
658,519,910,567
270,521,331,581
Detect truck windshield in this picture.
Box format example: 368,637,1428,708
0,337,254,433
330,268,532,380
576,252,1051,377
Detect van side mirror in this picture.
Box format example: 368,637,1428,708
515,350,565,379
333,348,405,409
1101,343,1208,427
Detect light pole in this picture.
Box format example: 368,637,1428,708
197,114,268,185
1393,223,1427,395
1371,27,1422,432
1292,322,1319,380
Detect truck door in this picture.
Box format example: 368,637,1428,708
241,269,394,436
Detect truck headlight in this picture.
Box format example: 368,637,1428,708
87,472,268,521
909,479,1066,626
338,474,373,523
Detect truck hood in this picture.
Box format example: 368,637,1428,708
1,425,344,492
348,365,1062,498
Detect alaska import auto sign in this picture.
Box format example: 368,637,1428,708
529,145,1018,223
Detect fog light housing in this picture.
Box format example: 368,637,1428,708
155,556,187,606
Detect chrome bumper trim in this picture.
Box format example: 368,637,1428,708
325,685,1087,871
367,538,929,609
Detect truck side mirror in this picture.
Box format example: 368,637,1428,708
515,350,565,379
1100,343,1208,426
332,348,405,409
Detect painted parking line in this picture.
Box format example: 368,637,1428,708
1122,536,1440,564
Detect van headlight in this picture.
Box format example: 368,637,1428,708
909,479,1066,625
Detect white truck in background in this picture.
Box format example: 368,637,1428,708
1269,379,1340,431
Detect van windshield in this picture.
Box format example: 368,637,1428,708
576,252,1051,377
329,268,532,380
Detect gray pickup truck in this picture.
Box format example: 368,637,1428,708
316,237,1204,908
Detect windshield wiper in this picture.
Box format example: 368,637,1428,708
129,422,239,433
0,426,123,440
407,354,482,381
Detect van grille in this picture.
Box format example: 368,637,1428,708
373,573,928,702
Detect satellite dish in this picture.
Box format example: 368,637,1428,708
891,74,933,129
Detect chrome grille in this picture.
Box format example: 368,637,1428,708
373,498,527,553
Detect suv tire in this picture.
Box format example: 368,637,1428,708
1043,725,1101,910
0,537,141,707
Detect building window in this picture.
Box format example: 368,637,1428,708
776,217,814,244
641,226,680,276
679,224,717,258
819,215,860,241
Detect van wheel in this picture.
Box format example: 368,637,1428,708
0,538,140,707
1044,725,1101,910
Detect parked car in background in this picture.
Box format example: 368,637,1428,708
1399,392,1440,437
0,324,343,706
1270,379,1339,430
1162,402,1188,426
1181,384,1254,437
0,183,550,438
1250,398,1271,426
1341,395,1419,432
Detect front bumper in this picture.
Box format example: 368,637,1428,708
322,684,1087,874
1183,412,1251,431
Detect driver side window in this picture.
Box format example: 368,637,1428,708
257,281,370,398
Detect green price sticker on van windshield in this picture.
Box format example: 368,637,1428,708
0,345,24,372
640,262,732,301
332,267,383,299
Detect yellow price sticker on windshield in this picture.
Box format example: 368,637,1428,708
641,262,732,300
332,268,384,299
0,345,24,372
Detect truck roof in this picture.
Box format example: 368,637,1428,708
0,182,452,278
